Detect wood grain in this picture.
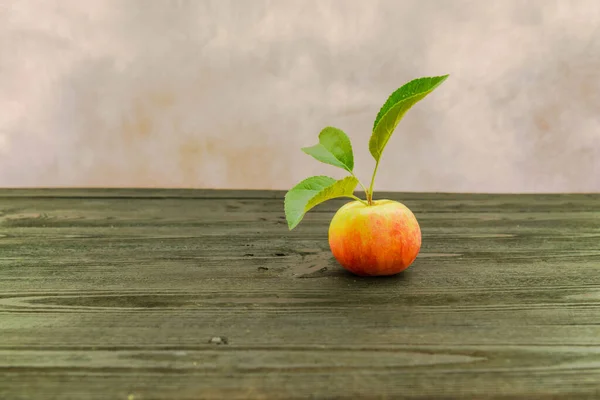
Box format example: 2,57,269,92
1,189,599,399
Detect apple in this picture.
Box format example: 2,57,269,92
284,75,447,277
328,200,421,276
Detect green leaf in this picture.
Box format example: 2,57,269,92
284,175,359,230
369,75,448,162
301,127,354,172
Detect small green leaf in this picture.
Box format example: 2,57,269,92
369,75,448,162
284,175,359,230
301,127,354,172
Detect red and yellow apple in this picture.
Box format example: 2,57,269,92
286,77,447,275
328,200,421,276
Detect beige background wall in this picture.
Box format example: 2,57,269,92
1,0,599,192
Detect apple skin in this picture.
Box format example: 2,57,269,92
328,200,421,276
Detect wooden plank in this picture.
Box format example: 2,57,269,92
0,188,282,199
1,190,599,399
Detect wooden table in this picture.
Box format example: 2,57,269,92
1,189,599,399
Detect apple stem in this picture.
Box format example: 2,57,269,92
350,195,369,206
367,160,380,206
351,173,371,204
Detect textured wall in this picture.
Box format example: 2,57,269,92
1,0,599,192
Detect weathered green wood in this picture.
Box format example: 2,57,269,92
1,189,599,399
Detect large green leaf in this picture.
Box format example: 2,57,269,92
369,75,448,162
301,127,354,172
284,175,358,230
